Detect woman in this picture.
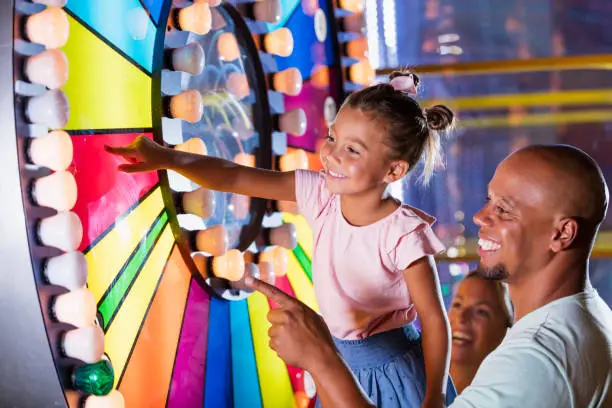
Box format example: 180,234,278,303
448,271,513,393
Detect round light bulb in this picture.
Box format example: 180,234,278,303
32,0,67,6
177,3,212,35
83,390,125,408
174,137,207,155
323,96,337,126
304,371,317,398
234,152,255,167
278,108,307,136
342,12,365,33
310,65,330,89
195,225,229,256
231,194,250,220
62,325,105,363
53,287,96,328
260,246,288,277
232,118,255,141
212,249,245,281
349,59,374,85
38,211,83,252
25,7,69,49
217,32,240,61
44,251,88,290
258,261,275,285
339,0,365,13
302,0,319,16
32,171,77,211
27,89,70,129
25,49,68,89
272,68,302,96
226,72,250,100
253,0,282,24
346,37,368,58
263,28,294,57
230,262,259,292
169,90,203,123
182,188,215,219
279,149,309,172
29,130,73,171
171,42,205,75
267,223,297,249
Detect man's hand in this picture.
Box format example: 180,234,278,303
246,277,336,373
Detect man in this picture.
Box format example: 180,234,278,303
246,144,612,407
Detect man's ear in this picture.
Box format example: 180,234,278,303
550,217,579,253
385,160,409,183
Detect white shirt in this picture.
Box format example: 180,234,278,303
450,289,612,408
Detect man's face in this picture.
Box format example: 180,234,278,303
473,153,556,283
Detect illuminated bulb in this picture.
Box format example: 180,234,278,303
25,7,69,49
279,149,309,171
234,152,255,167
83,389,125,408
264,223,298,249
226,72,250,100
52,287,96,328
217,32,240,61
230,262,259,292
62,325,105,363
182,188,215,219
31,0,67,6
278,108,307,136
348,59,374,85
323,96,337,125
232,118,255,141
263,28,294,57
345,37,368,58
24,49,68,89
260,246,288,277
339,0,364,13
38,211,83,251
174,137,207,155
26,89,69,129
258,261,275,285
302,0,319,15
32,171,77,211
171,43,205,75
271,68,302,96
342,12,365,33
211,249,245,281
169,90,203,123
310,65,330,89
231,194,250,220
177,3,212,35
44,251,88,290
28,130,73,171
195,225,229,256
252,0,282,24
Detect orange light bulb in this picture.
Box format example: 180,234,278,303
348,59,374,85
217,32,241,61
211,249,245,281
272,68,303,96
260,246,288,277
182,188,215,219
339,0,365,13
279,149,309,172
174,137,207,155
346,37,368,58
278,109,307,136
226,72,250,100
263,28,294,57
177,3,212,35
195,225,229,256
169,90,203,123
234,152,255,167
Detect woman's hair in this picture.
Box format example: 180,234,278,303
464,271,514,327
341,69,455,184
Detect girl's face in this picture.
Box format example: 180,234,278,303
319,107,401,196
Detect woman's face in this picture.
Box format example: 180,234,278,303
448,277,509,367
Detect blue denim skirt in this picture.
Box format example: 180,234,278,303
316,324,457,407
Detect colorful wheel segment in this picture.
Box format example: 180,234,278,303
6,0,351,407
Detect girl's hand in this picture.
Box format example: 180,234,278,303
105,135,171,173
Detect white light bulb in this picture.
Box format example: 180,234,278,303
84,390,126,408
62,325,105,363
172,43,205,75
25,49,68,89
182,188,215,219
32,171,77,211
253,0,282,24
31,0,67,6
38,211,83,252
29,130,73,171
27,89,70,129
278,108,307,136
25,7,69,49
44,251,88,290
53,287,96,328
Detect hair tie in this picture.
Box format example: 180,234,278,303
389,75,417,95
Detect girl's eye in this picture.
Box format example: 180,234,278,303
476,309,490,318
326,135,335,143
347,146,359,155
451,302,461,309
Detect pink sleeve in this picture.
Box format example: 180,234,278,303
389,223,446,272
294,169,329,223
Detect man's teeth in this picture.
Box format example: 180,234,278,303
478,238,500,251
328,170,347,178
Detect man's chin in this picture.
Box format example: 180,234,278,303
476,262,509,281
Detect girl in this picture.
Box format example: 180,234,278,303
107,70,457,407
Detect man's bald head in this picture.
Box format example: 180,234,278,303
510,144,609,232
